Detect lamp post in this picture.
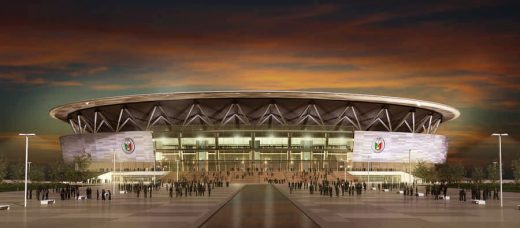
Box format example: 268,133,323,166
492,133,508,208
19,133,35,208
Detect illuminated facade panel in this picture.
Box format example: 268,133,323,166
352,131,447,163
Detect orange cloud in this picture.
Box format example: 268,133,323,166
90,84,132,90
0,133,61,152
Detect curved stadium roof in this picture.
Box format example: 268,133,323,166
50,91,460,134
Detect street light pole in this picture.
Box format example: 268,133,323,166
19,133,35,208
492,133,508,208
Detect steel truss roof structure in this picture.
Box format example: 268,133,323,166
49,91,460,134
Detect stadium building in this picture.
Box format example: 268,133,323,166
49,91,459,182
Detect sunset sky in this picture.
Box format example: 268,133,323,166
0,1,519,173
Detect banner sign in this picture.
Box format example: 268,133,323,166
352,131,447,163
60,131,154,163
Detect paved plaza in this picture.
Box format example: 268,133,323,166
275,185,520,228
1,184,520,228
0,184,243,228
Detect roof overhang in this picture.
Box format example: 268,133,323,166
49,91,460,122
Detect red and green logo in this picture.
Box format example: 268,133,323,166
122,138,135,154
372,137,385,153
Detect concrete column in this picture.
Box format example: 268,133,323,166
324,132,329,161
287,132,292,171
251,131,256,161
287,132,292,161
178,132,183,171
215,132,219,171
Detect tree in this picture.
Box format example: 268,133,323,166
486,163,499,184
436,163,465,184
63,164,77,182
471,167,485,184
69,153,93,182
29,165,45,182
0,155,7,182
512,158,520,184
450,164,466,183
47,160,66,182
50,153,95,183
8,163,24,182
413,162,436,183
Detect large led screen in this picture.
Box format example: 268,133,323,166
60,131,154,163
352,131,447,163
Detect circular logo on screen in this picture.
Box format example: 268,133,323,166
372,137,385,153
122,138,135,154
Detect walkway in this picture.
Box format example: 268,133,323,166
201,184,318,228
276,185,520,228
0,184,243,228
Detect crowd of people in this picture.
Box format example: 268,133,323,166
458,185,500,201
164,171,231,198
280,170,506,206
23,169,507,206
285,171,368,196
26,184,84,201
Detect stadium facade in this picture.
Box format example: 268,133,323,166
49,91,459,181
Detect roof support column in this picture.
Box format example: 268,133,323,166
77,115,83,134
178,132,183,172
412,112,416,133
68,119,78,134
93,111,98,133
